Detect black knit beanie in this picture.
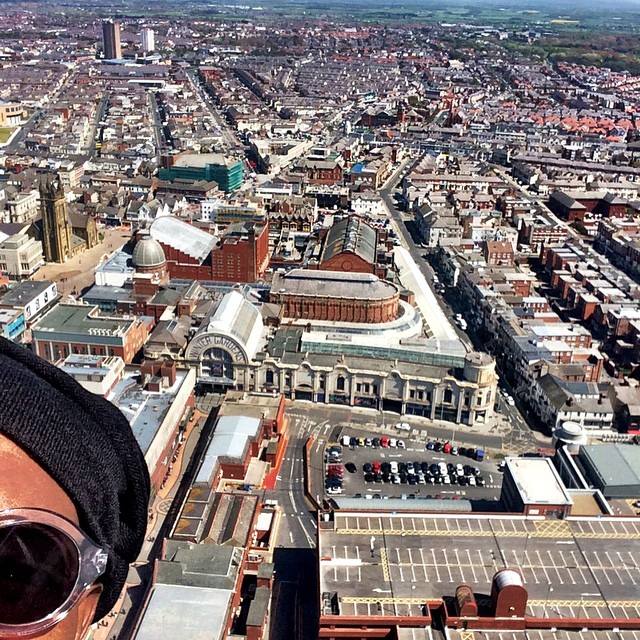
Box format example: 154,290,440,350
0,336,150,621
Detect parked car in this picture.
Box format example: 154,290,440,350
380,436,390,448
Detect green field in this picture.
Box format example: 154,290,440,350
0,128,14,144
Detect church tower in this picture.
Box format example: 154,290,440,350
40,173,72,263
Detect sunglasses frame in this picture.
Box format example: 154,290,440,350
0,508,108,638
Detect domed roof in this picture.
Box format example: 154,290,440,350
132,236,166,269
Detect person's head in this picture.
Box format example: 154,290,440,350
0,337,150,639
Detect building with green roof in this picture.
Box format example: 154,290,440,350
578,443,640,498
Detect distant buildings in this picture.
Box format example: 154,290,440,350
0,102,26,127
102,19,122,60
141,27,155,54
159,153,244,193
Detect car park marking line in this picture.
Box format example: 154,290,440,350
419,548,429,581
548,550,564,584
431,548,441,582
340,596,428,605
395,548,405,582
465,549,478,582
380,547,391,582
528,599,640,609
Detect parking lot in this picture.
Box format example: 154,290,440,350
320,512,640,621
322,426,503,501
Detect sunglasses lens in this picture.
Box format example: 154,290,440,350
0,523,79,624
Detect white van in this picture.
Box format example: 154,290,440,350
390,461,399,474
341,435,350,447
389,438,397,448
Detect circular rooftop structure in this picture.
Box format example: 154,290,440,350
132,235,166,269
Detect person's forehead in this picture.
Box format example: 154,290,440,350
0,432,79,524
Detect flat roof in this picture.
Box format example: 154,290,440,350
505,457,573,506
32,303,133,336
319,512,640,621
195,414,261,484
0,280,54,306
132,584,231,640
580,444,640,489
109,371,191,456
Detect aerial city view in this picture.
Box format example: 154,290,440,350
2,0,640,639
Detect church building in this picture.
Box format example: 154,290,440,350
39,173,99,263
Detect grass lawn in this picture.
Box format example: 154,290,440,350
0,127,15,143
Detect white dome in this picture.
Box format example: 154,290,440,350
132,236,166,269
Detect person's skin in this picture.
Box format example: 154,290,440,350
0,432,102,640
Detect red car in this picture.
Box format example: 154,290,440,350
372,461,382,474
327,464,344,478
443,441,452,454
380,436,390,448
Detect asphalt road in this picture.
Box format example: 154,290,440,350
186,67,244,151
6,67,77,155
380,163,474,350
265,411,320,640
379,161,547,452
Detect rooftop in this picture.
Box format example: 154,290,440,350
172,152,239,168
505,457,573,506
319,512,640,621
150,216,216,263
580,444,640,490
32,303,133,338
321,216,377,266
0,280,55,307
272,268,398,301
132,584,231,640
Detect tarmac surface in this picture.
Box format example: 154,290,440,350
320,512,640,622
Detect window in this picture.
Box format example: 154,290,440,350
409,389,416,399
265,369,274,385
336,376,345,392
356,383,362,393
443,388,453,403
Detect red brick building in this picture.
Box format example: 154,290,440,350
302,158,344,185
32,302,151,363
271,268,400,323
150,216,269,283
484,240,515,266
318,216,377,273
